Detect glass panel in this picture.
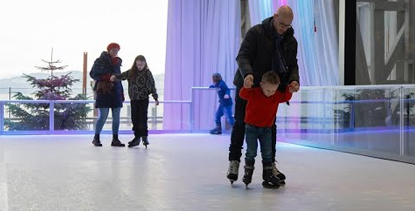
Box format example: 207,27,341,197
54,102,94,131
404,87,415,157
191,88,236,132
277,88,335,148
334,86,401,154
4,102,50,131
1,85,415,163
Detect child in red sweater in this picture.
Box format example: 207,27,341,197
239,71,292,189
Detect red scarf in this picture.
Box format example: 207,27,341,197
111,57,119,65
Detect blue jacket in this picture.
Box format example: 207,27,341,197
210,80,233,107
90,51,124,108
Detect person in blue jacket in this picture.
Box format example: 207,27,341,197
209,73,235,134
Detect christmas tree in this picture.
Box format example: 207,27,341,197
5,49,91,131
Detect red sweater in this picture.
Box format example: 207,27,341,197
239,87,292,127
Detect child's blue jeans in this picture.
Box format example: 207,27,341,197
244,124,272,163
215,105,235,126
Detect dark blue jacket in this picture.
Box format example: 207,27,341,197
210,80,233,107
90,51,124,108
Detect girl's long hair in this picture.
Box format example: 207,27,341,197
129,55,149,79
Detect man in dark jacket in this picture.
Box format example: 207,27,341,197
227,5,300,185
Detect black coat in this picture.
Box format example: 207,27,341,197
119,68,159,101
233,16,299,91
90,51,124,108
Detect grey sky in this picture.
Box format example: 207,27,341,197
0,0,168,79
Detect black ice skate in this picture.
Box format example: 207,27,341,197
142,136,149,148
242,160,255,188
210,122,222,135
262,162,280,189
226,160,240,184
272,162,286,185
209,128,222,135
128,136,141,148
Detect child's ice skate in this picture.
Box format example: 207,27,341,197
242,160,255,188
226,160,240,184
210,122,222,135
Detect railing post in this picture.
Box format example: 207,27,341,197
349,101,355,129
387,98,392,126
8,87,11,119
399,86,405,156
152,106,157,130
49,101,54,134
0,101,4,135
323,89,327,131
190,88,194,132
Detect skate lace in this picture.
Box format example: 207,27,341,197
272,162,281,175
229,161,239,174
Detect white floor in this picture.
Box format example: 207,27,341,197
0,134,415,211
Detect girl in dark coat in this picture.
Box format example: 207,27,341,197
118,55,159,148
89,42,125,147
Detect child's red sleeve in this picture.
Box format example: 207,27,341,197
274,89,293,103
284,90,293,102
239,87,251,100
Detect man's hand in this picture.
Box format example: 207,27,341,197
244,74,254,88
110,75,116,82
288,81,300,92
155,99,160,106
224,94,230,99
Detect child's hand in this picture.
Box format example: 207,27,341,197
288,81,299,92
287,85,294,93
224,94,230,99
110,75,116,82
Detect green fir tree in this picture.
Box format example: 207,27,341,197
5,50,91,131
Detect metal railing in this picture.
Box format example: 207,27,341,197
1,85,415,163
0,100,191,135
